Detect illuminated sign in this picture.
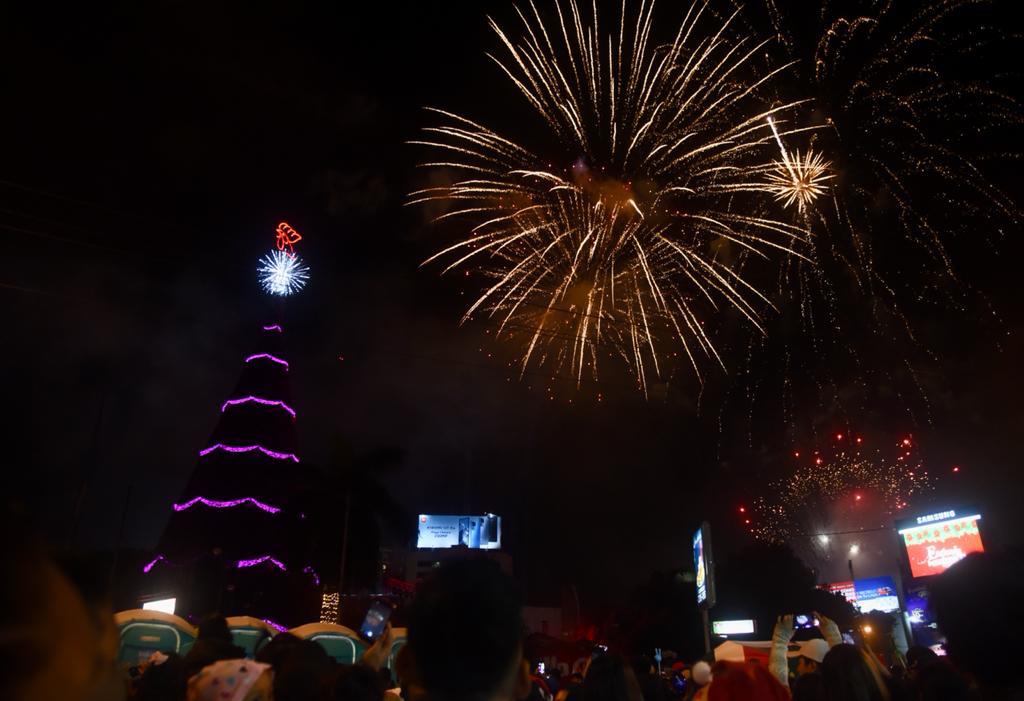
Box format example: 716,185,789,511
827,580,856,602
899,514,983,578
275,221,303,255
823,577,900,613
915,510,956,525
712,619,755,635
852,577,900,614
693,522,716,609
416,514,502,550
142,597,177,615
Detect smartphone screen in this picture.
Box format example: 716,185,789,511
793,614,819,629
359,600,393,641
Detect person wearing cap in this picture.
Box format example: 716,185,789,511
796,639,829,674
683,661,712,700
767,614,842,688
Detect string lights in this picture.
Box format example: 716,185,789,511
172,496,282,514
320,591,340,624
236,555,287,571
198,444,300,463
221,396,297,419
142,555,166,573
302,565,321,586
245,353,290,370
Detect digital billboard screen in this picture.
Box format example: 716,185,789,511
898,510,983,579
824,577,900,614
712,619,755,635
416,514,502,550
852,576,900,614
693,522,715,608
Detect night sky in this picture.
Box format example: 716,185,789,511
2,0,1022,607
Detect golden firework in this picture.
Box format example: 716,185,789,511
411,0,815,394
765,117,834,214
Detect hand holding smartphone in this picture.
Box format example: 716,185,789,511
359,600,395,642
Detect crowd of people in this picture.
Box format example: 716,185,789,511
2,539,1021,701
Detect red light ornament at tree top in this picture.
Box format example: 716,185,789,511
258,222,309,297
275,222,303,255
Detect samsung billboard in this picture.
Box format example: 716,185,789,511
896,509,984,579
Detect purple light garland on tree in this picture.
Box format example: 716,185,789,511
142,555,166,573
173,496,282,514
198,444,300,463
302,565,321,586
236,555,287,571
245,353,289,370
263,618,289,633
221,396,297,419
262,324,283,332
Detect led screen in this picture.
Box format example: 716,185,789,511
694,525,715,607
142,598,177,615
712,619,755,635
852,576,900,614
416,514,502,549
899,513,983,578
823,577,900,613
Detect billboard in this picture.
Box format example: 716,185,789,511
416,514,502,550
712,619,755,636
897,510,983,578
693,522,716,609
824,577,900,613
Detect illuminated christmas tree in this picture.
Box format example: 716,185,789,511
144,226,319,625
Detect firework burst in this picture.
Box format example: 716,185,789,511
806,0,1018,289
748,435,933,545
761,0,1019,370
764,117,834,215
258,250,310,297
411,0,815,394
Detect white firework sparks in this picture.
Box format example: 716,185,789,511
258,250,310,296
766,117,834,214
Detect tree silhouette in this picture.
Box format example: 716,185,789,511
713,542,857,636
302,438,413,596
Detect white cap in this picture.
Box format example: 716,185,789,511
799,639,829,664
692,660,713,686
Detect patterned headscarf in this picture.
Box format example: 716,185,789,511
187,659,273,701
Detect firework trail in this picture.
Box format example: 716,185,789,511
693,0,1021,433
765,1,1018,355
410,0,815,394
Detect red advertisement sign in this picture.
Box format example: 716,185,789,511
900,515,984,578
